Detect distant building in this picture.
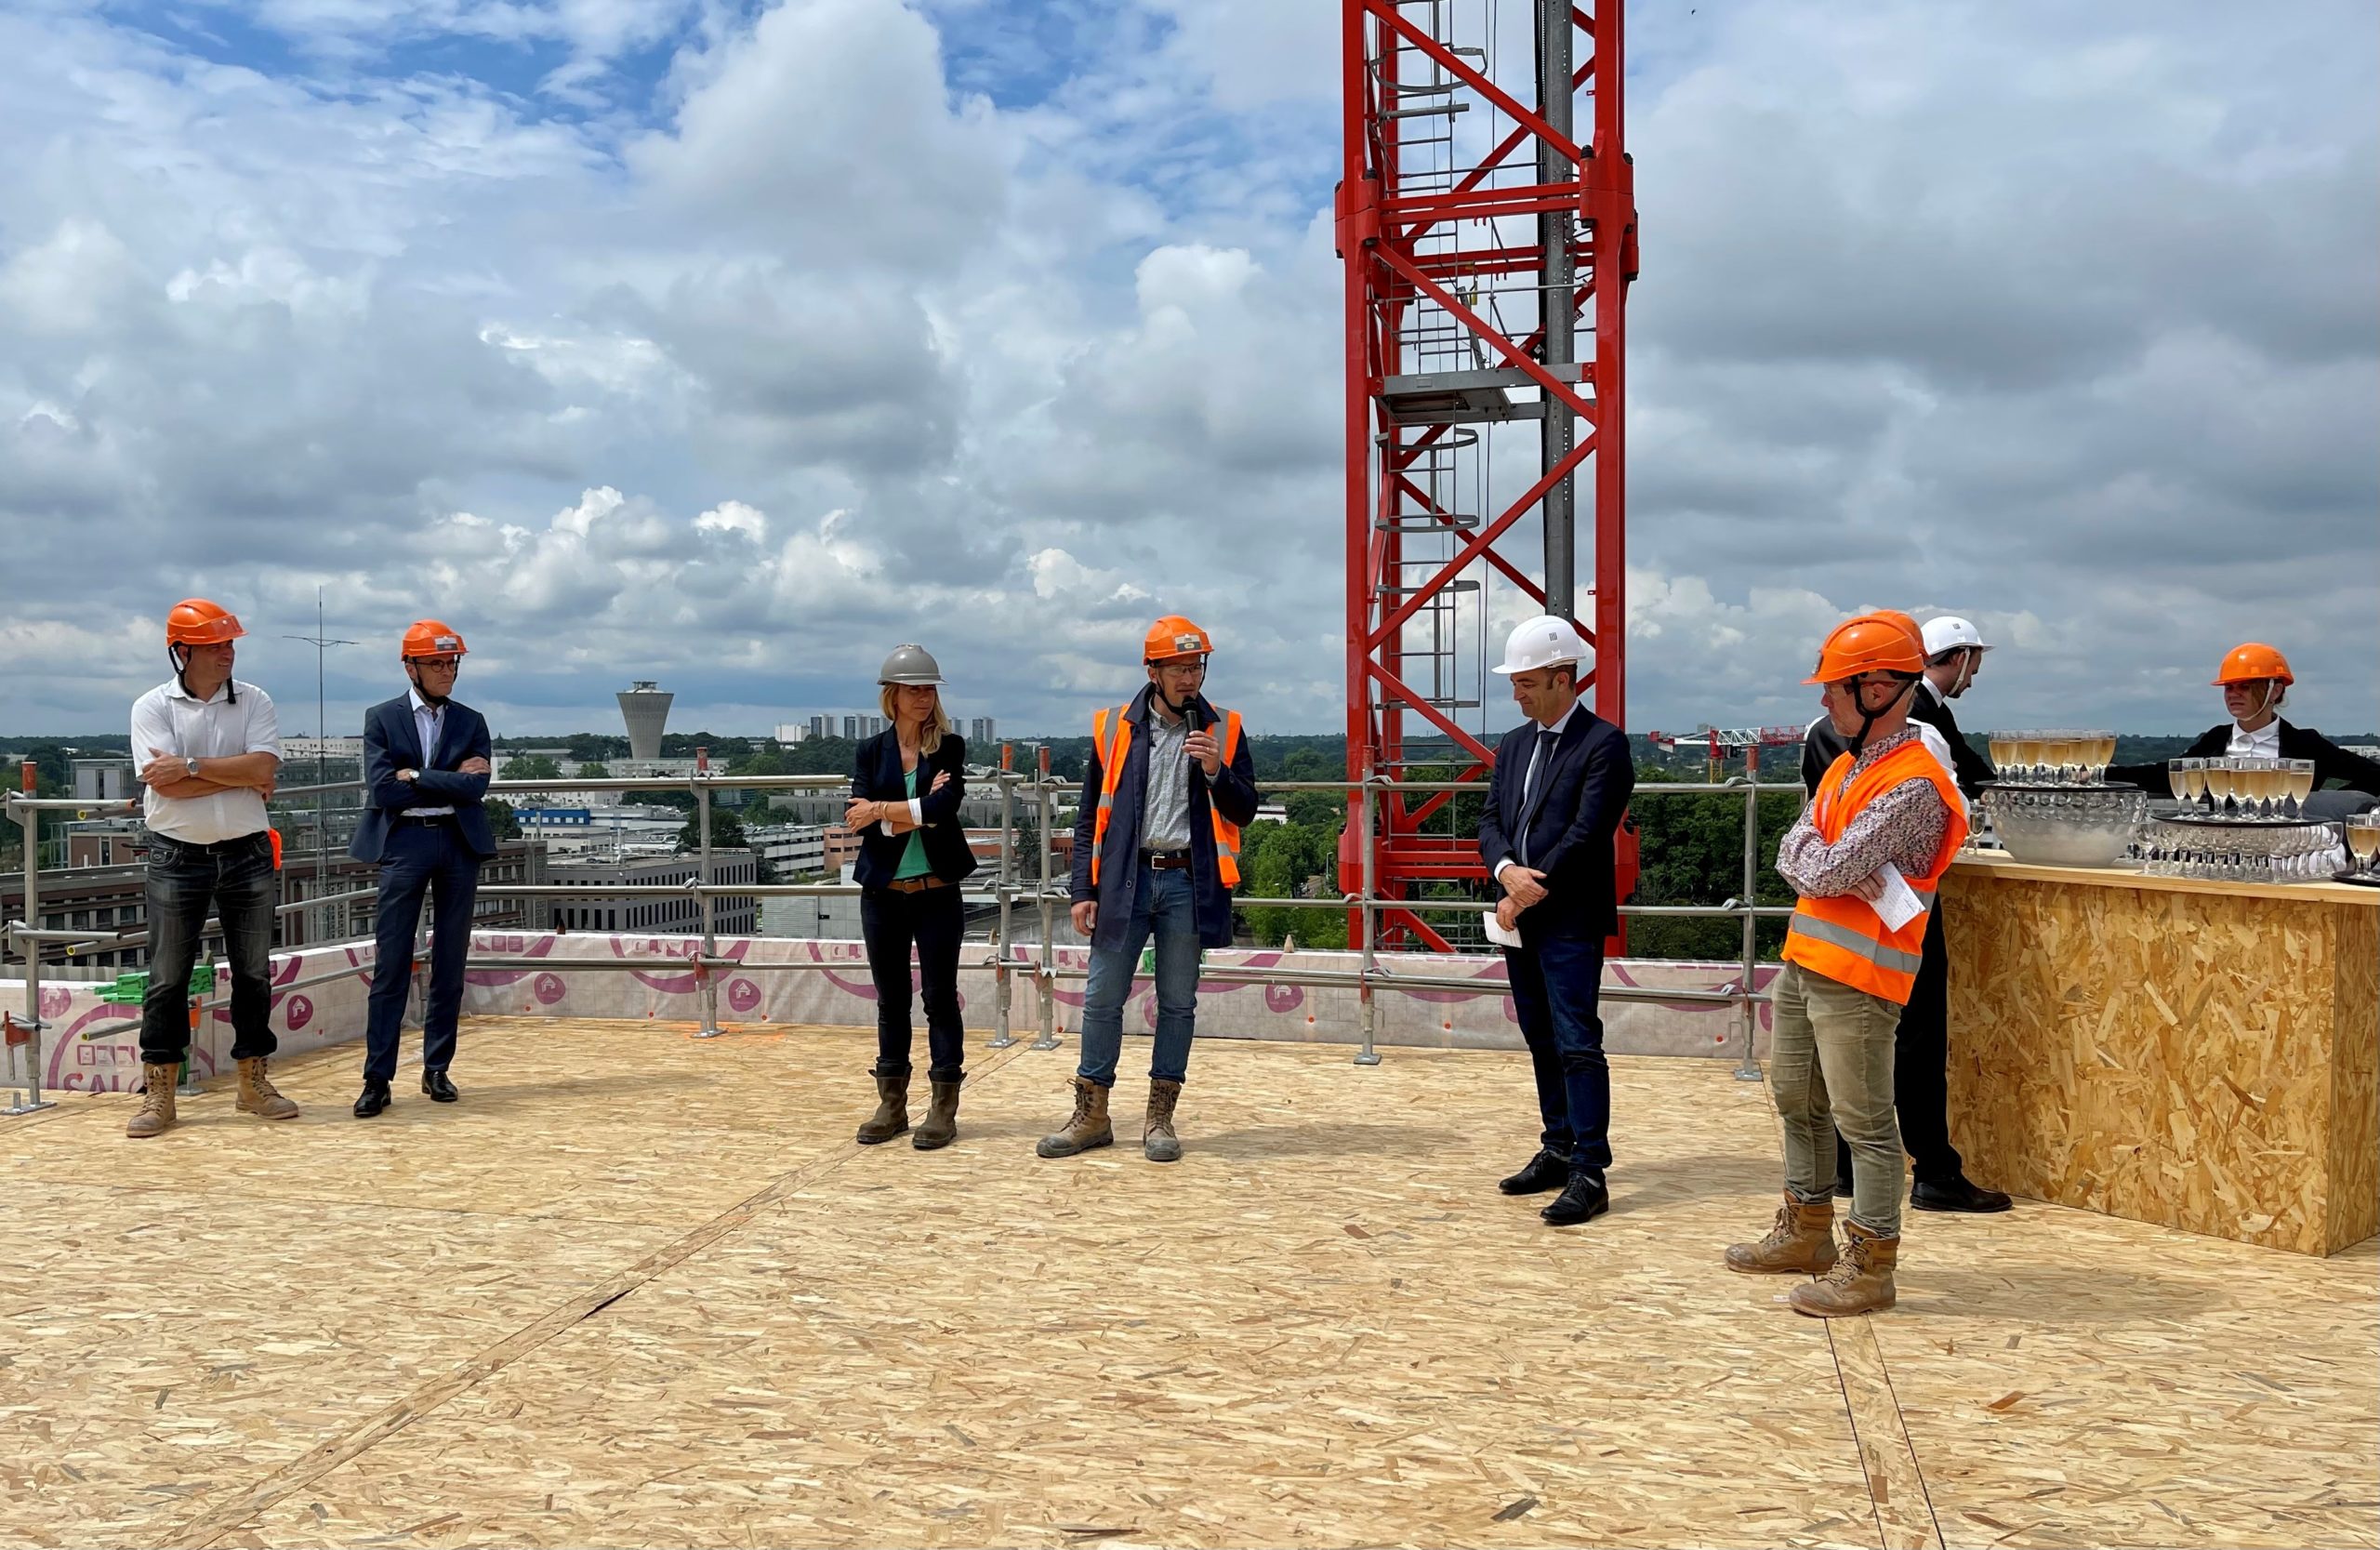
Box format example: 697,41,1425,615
771,722,811,745
70,758,137,802
280,736,364,763
968,717,998,749
617,681,673,762
549,850,758,937
840,714,860,741
806,714,830,740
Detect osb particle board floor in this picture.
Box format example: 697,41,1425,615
2,1017,2373,1550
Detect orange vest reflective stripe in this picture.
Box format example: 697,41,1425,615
1090,705,1243,889
1781,740,1969,1006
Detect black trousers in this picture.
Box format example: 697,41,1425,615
860,883,966,1082
1834,905,1964,1186
139,832,278,1066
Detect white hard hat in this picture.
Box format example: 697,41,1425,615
1491,615,1591,676
1921,615,1991,658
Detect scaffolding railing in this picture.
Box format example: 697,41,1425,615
5,763,1797,1115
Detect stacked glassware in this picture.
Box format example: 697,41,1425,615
1985,730,2118,784
2142,757,2347,882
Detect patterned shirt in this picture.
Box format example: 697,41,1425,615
1776,728,1950,898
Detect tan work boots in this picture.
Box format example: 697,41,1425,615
236,1056,300,1120
1788,1221,1899,1318
126,1055,300,1138
1037,1077,1113,1158
1725,1191,1840,1275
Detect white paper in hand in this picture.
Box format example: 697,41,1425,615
1483,907,1525,948
1870,865,1925,933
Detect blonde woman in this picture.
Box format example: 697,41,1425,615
845,644,978,1148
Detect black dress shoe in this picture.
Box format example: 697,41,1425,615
1540,1172,1610,1226
1498,1147,1570,1196
421,1069,459,1104
353,1080,391,1119
1912,1175,2013,1213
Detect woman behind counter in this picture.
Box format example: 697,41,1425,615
846,644,979,1149
2108,643,2380,803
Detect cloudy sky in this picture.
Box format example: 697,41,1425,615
2,0,2373,743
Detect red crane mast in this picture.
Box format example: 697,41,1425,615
1337,0,1637,949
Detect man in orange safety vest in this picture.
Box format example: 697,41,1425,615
1038,616,1261,1165
1726,611,1966,1318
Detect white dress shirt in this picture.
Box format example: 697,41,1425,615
2227,720,2281,759
401,687,456,818
131,679,281,844
1494,702,1581,879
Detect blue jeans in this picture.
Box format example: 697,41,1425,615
1076,862,1200,1088
139,832,278,1066
364,819,482,1082
1503,934,1612,1173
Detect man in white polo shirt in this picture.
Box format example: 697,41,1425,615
124,598,295,1138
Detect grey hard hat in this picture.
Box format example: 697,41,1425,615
879,643,945,686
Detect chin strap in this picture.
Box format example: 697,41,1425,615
169,644,235,704
1847,673,1920,757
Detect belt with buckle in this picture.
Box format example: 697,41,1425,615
1142,850,1191,871
884,876,952,894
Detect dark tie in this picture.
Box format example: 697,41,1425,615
1519,726,1558,864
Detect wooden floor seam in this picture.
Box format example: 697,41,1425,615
155,1040,1038,1550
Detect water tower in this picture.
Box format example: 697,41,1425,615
617,681,673,762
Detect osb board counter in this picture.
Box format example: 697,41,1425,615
1943,852,2378,1255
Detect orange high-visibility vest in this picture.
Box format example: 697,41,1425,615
1089,704,1244,888
1781,739,1968,1006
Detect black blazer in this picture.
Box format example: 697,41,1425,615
350,695,496,862
850,730,978,889
2107,719,2380,796
1476,708,1635,941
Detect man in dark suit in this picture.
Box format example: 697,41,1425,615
1804,614,2011,1214
1476,615,1635,1227
349,619,496,1118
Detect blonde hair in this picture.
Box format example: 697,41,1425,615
879,683,950,755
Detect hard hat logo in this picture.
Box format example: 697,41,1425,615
1174,634,1203,656
431,635,459,654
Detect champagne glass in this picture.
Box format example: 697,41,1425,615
2179,757,2208,808
2252,760,2283,819
2091,733,2117,783
2053,732,2082,785
2347,815,2380,878
2166,758,2192,803
2208,758,2239,816
1988,731,2015,773
2283,759,2315,817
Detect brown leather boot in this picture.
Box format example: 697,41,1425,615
855,1071,909,1145
1143,1078,1183,1163
912,1080,961,1150
1789,1221,1899,1318
1036,1077,1113,1158
126,1062,180,1139
235,1055,299,1119
1725,1191,1841,1274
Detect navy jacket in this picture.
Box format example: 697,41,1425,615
1476,708,1635,942
2106,718,2380,797
350,695,496,863
849,730,978,889
1069,686,1262,952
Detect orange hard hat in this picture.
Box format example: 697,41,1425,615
402,619,468,660
165,599,245,647
2212,643,2292,687
1144,615,1213,664
1804,610,1926,684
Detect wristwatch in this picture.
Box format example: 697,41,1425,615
183,757,200,778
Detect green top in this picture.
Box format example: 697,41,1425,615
893,765,932,881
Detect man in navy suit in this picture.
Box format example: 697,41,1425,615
349,619,496,1117
1476,615,1636,1226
